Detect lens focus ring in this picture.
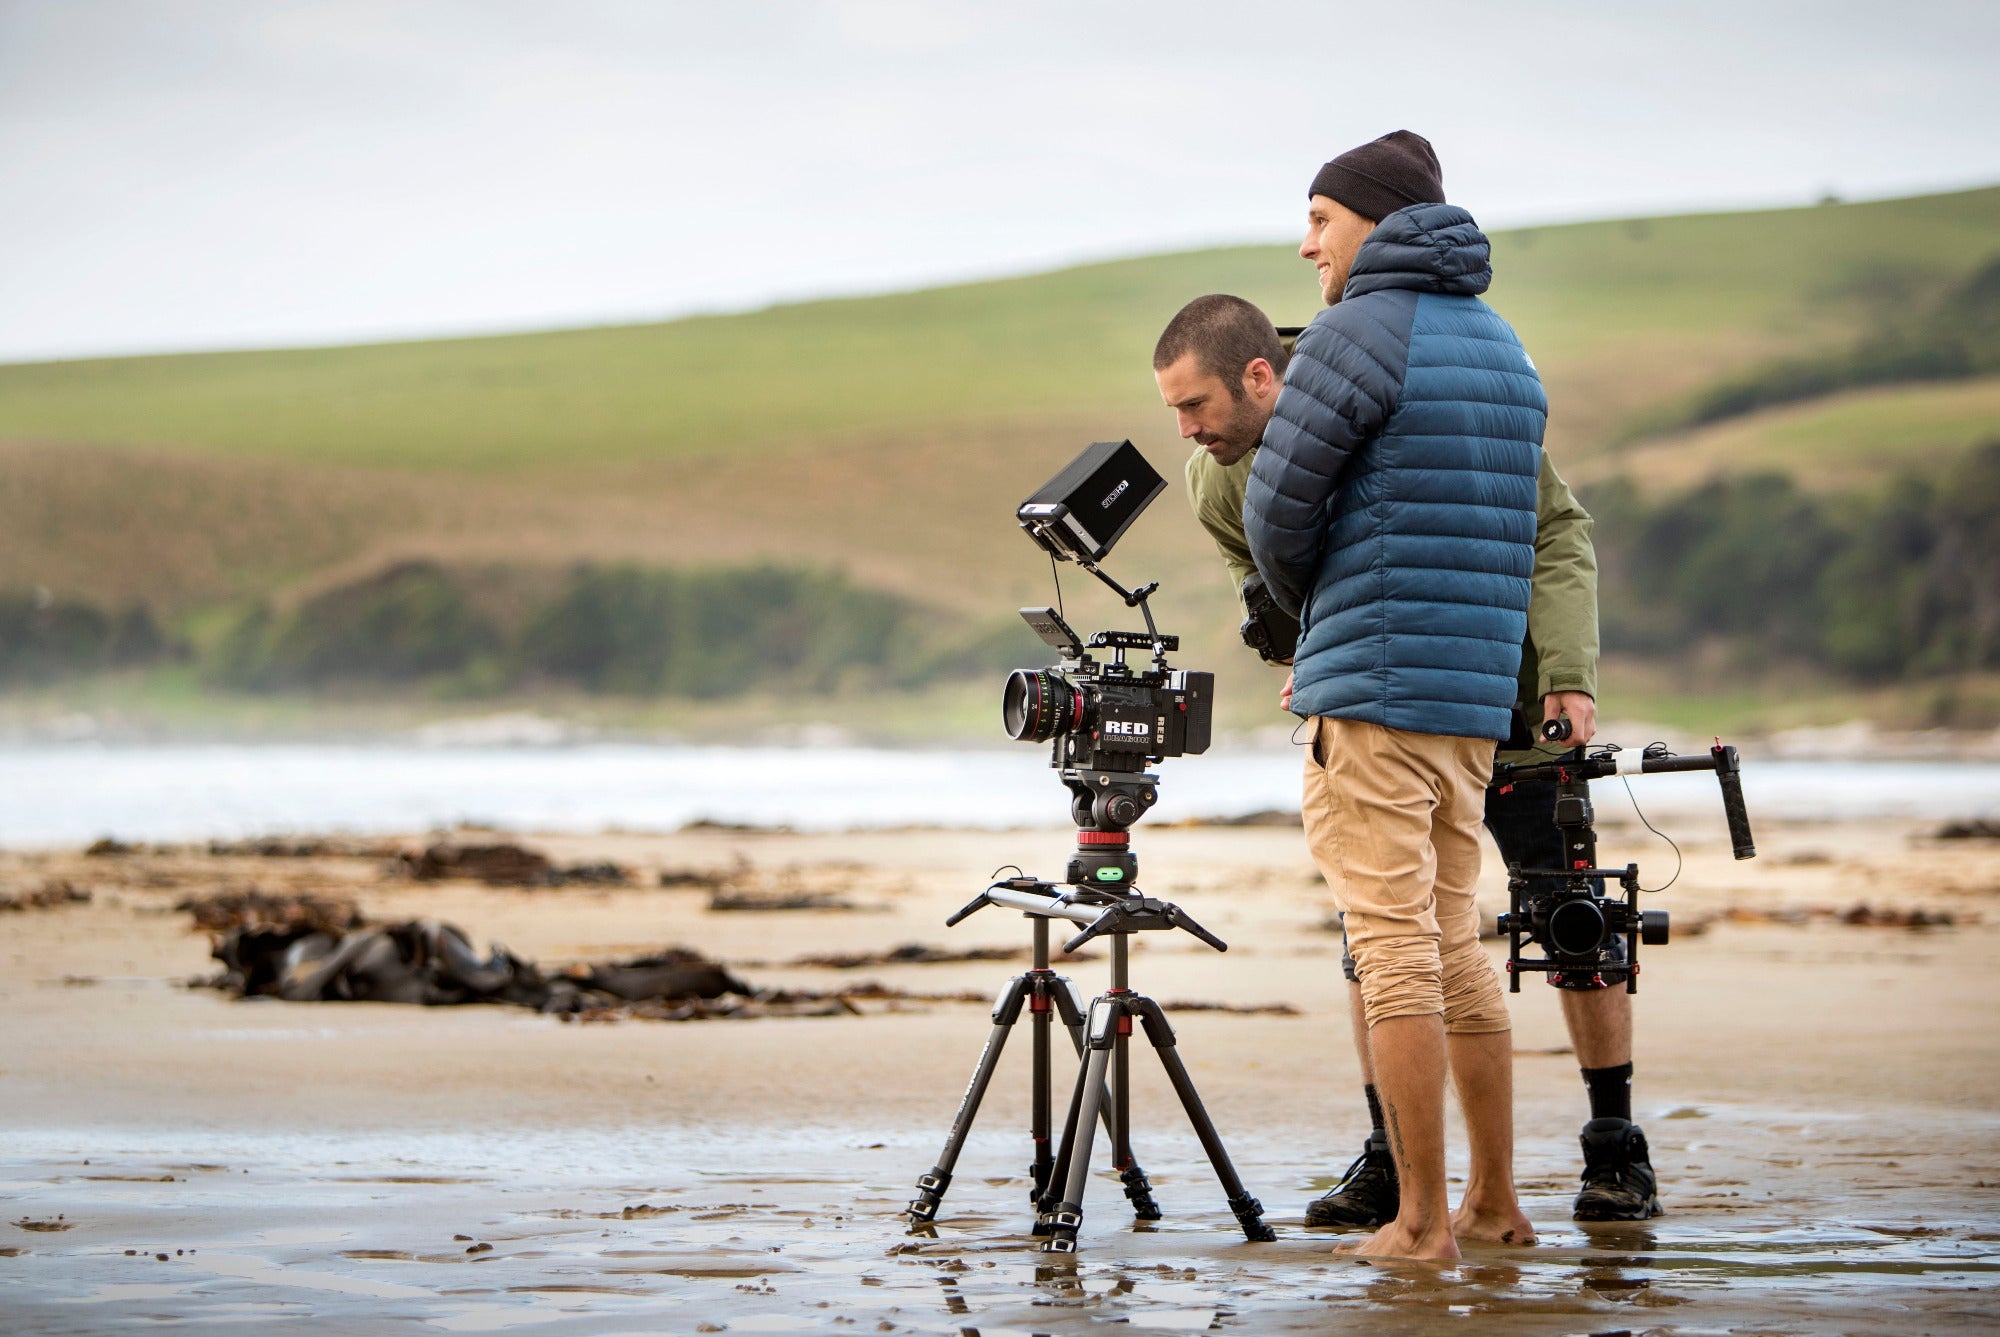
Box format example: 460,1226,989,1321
1002,668,1077,743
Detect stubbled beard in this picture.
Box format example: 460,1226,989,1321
1198,399,1266,463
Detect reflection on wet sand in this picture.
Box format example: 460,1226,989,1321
4,1111,1997,1336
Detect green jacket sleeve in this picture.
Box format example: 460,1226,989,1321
1524,453,1599,703
1183,446,1259,609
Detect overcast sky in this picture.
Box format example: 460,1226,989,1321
3,0,1997,363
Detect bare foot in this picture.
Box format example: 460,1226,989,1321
1450,1201,1538,1246
1332,1219,1461,1261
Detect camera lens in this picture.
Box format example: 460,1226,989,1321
1546,897,1607,960
1002,668,1080,742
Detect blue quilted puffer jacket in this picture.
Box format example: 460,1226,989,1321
1244,202,1546,741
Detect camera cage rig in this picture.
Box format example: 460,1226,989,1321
1490,736,1758,993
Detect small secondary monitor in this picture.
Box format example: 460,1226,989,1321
1015,440,1165,564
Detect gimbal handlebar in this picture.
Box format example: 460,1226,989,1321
1494,742,1757,861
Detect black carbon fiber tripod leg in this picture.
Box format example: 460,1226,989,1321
1108,1001,1161,1221
1029,977,1055,1206
1036,1013,1093,1233
1039,997,1118,1252
907,973,1030,1226
1031,983,1149,1227
1131,996,1276,1242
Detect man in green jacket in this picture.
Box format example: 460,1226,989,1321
1154,292,1661,1225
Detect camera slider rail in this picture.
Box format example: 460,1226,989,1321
948,875,1228,957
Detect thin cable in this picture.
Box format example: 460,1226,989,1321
1049,552,1065,622
1622,776,1683,892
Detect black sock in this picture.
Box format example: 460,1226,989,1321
1363,1084,1386,1138
1581,1062,1634,1123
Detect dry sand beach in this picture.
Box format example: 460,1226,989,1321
3,810,1998,1334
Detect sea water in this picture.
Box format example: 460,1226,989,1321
2,741,1997,848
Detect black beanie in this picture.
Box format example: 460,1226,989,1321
1308,130,1445,222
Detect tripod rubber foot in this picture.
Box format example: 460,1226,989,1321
1229,1191,1276,1243
1120,1166,1163,1221
1038,1204,1083,1253
1029,1188,1060,1234
906,1168,951,1225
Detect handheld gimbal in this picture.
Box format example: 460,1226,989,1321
1491,739,1757,991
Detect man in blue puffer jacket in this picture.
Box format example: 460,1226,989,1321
1245,130,1542,1260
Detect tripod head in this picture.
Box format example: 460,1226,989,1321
945,743,1229,955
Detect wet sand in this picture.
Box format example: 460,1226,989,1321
2,815,1997,1333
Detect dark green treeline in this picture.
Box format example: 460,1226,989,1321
1583,440,2000,680
7,445,1997,697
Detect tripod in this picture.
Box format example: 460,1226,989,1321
906,815,1276,1253
904,902,1158,1232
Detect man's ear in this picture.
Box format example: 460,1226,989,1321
1242,357,1278,401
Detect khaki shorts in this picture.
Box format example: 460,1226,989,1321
1302,716,1510,1034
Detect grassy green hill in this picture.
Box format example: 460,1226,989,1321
4,185,1998,732
4,186,1996,475
1571,376,2000,495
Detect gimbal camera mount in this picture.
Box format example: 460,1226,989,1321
1491,738,1757,992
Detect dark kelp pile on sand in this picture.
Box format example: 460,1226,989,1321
188,893,969,1021
1,881,91,912
394,841,630,887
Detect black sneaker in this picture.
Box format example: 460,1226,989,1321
1305,1131,1399,1228
1574,1117,1663,1221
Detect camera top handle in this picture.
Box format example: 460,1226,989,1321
1493,742,1758,861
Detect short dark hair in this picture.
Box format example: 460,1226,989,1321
1152,294,1288,398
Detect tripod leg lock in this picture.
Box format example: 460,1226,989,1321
1038,1205,1084,1253
1086,997,1119,1048
1120,1165,1162,1220
1229,1191,1277,1243
906,1168,952,1224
